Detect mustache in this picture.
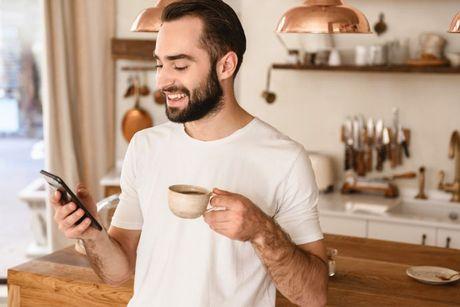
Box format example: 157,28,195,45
162,85,190,96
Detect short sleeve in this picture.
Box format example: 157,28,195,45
111,133,144,230
274,147,323,245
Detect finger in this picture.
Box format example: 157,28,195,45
65,218,91,238
203,210,232,224
209,195,232,208
76,184,89,197
62,208,86,229
53,190,61,203
55,202,77,221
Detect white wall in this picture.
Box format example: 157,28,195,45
115,0,460,192
238,0,460,191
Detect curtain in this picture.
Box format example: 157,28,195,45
42,0,116,251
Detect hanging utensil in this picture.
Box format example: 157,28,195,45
153,89,166,104
261,66,276,104
373,13,388,36
139,71,151,96
124,75,135,98
122,79,153,142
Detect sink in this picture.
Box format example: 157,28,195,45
387,199,460,223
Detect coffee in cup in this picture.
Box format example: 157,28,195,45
168,185,212,219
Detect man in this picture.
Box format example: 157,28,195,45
51,1,328,306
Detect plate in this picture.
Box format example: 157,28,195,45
406,266,460,285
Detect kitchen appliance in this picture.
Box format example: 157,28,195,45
309,153,335,193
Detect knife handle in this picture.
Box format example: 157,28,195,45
376,146,384,171
356,150,366,176
365,146,373,171
391,145,399,168
402,141,410,158
344,147,350,170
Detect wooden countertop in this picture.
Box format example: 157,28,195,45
8,234,460,306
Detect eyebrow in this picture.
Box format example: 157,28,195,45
153,53,196,62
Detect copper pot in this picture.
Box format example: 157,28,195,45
122,88,153,142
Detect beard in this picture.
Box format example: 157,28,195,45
164,66,224,123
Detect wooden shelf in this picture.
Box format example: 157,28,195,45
111,38,156,61
272,63,460,74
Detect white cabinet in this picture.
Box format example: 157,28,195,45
437,228,460,249
320,215,367,238
368,221,437,246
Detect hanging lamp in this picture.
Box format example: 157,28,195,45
276,0,371,34
131,0,177,32
448,11,460,33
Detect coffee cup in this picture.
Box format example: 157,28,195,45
168,185,213,219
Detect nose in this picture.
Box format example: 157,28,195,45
155,68,174,91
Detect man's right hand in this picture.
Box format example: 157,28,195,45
51,183,102,241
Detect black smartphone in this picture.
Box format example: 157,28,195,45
40,170,103,231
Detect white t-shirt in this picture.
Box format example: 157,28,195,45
111,117,323,307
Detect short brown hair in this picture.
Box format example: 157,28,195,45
162,0,246,77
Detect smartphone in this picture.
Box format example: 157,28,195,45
40,170,103,231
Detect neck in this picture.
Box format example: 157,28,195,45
183,90,254,141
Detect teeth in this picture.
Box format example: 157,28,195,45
167,93,186,100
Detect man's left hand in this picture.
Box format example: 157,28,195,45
203,188,270,242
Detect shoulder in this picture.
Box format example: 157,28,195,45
131,121,180,147
250,118,306,160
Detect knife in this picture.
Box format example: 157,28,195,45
391,108,401,168
398,125,410,158
382,127,391,166
375,119,384,171
366,118,374,171
344,118,354,170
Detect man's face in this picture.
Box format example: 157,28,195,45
154,16,223,123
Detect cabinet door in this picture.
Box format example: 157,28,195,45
437,228,460,249
368,221,436,246
319,215,367,238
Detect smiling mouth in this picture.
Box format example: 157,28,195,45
166,93,187,101
165,92,188,108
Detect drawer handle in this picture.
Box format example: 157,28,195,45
446,237,451,248
421,234,427,245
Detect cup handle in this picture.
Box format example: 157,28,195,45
205,193,226,213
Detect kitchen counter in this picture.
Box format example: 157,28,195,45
319,192,460,230
8,234,460,306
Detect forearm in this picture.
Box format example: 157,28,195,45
82,230,133,285
251,219,328,307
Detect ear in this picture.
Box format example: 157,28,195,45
216,51,238,80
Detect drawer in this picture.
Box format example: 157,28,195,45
368,220,436,246
319,215,367,238
437,228,460,249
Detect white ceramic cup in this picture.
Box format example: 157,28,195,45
168,185,213,219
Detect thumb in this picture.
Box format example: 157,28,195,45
76,184,95,208
213,188,232,195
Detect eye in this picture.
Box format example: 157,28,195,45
174,66,188,71
154,64,163,70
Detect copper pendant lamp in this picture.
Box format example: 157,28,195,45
448,11,460,33
131,0,177,32
276,0,371,34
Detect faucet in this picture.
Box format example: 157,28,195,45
438,130,460,203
